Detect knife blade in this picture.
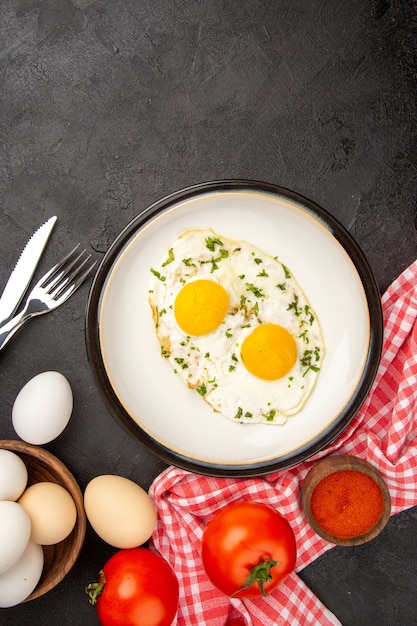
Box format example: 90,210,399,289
0,216,57,325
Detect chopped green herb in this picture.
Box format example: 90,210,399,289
298,329,309,343
276,283,286,291
304,305,315,325
225,328,233,338
234,407,243,420
238,274,245,279
244,411,253,418
200,249,229,272
301,347,321,376
196,384,207,396
262,409,276,422
205,236,223,251
161,346,170,358
174,357,188,369
287,294,302,316
150,268,166,282
282,264,291,279
254,257,263,265
162,248,174,266
204,352,210,358
183,257,196,267
229,365,235,372
257,269,269,277
245,283,265,298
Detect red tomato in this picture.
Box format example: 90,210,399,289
86,547,179,626
201,501,296,599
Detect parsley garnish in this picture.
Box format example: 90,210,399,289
301,347,321,376
200,249,229,272
205,236,223,251
262,409,276,422
174,358,188,370
287,294,302,316
245,283,265,298
162,248,174,266
150,268,166,282
196,384,207,396
304,305,315,325
234,407,243,420
298,330,309,343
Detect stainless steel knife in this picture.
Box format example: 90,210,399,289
0,216,57,325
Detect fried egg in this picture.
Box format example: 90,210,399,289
148,229,324,425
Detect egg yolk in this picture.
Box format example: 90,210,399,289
241,323,297,380
174,279,229,336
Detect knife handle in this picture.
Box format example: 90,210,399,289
0,309,29,351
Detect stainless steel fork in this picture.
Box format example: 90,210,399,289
0,245,96,351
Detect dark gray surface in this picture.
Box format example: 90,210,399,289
1,0,417,624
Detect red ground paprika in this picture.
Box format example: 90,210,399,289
310,469,383,538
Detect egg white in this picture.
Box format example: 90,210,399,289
148,229,324,425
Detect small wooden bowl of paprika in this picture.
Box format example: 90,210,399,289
301,455,391,546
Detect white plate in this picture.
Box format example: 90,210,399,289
86,181,383,476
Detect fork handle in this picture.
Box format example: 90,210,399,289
0,309,32,351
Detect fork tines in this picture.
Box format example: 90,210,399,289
41,244,97,300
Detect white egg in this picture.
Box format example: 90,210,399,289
0,541,44,608
0,501,31,574
12,371,73,444
149,229,324,425
0,449,28,501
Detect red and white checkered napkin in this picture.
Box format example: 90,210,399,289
149,260,417,626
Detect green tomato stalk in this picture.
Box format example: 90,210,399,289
232,557,278,597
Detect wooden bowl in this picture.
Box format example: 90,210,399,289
0,440,86,601
300,454,391,546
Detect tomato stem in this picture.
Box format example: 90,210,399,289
233,557,278,597
85,570,106,605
